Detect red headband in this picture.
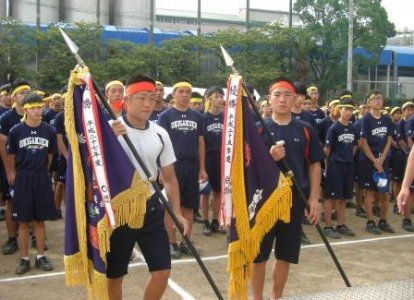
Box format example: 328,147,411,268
269,81,295,94
125,81,156,97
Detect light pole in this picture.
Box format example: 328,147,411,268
347,0,354,91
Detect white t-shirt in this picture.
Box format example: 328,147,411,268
117,116,176,195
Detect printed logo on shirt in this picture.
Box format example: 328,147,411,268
171,120,198,131
207,123,223,133
338,133,355,143
19,137,49,149
371,127,388,138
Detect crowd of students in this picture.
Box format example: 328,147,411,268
0,76,413,300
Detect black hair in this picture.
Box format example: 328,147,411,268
165,93,174,103
339,98,355,107
204,86,224,98
12,79,30,91
191,91,203,99
0,83,11,93
126,74,156,87
22,93,43,106
293,82,306,96
339,90,353,98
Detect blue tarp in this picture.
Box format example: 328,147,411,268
354,46,414,67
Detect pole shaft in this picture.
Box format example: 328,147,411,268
347,0,354,90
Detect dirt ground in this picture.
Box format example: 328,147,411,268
0,202,413,300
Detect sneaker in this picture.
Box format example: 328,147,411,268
378,220,395,233
323,226,341,239
170,243,181,259
179,241,194,256
300,231,311,244
31,237,48,251
336,224,355,237
15,258,30,275
35,256,53,271
373,206,381,218
202,221,212,236
0,209,5,221
193,211,203,224
210,221,227,234
366,221,381,234
355,207,367,218
402,219,414,232
2,238,18,255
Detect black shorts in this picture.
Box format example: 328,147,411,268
358,155,389,192
254,193,305,264
12,170,55,222
0,166,11,201
174,160,199,210
49,154,60,173
205,152,221,193
106,195,170,278
391,149,406,183
57,156,67,183
324,162,354,200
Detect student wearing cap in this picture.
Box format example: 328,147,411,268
105,80,124,118
7,93,57,274
158,80,207,258
149,81,167,121
110,74,188,300
0,79,32,255
259,98,272,119
200,86,226,236
306,84,325,124
0,83,12,116
323,98,358,238
359,91,395,234
339,90,356,123
251,78,324,300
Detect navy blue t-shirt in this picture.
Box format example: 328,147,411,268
0,108,24,137
291,110,318,130
263,118,324,191
158,107,203,162
308,108,326,124
353,118,362,140
318,117,335,145
360,113,392,156
0,106,10,117
149,107,167,122
7,122,57,172
42,108,60,127
325,121,357,163
54,111,68,148
396,119,406,144
405,115,414,144
202,112,223,154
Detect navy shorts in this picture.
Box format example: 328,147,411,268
49,154,60,173
12,170,55,222
254,193,305,264
106,194,170,279
174,160,199,210
358,155,389,192
324,162,354,200
353,151,360,182
391,149,406,183
205,152,221,193
0,166,11,201
57,156,67,183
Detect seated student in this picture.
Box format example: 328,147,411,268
323,98,358,238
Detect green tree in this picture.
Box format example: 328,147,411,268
294,0,396,98
0,19,36,84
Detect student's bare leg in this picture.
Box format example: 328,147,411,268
17,222,30,257
270,260,290,300
32,220,46,255
108,277,123,300
365,190,375,220
164,214,176,244
378,192,389,219
323,199,333,227
143,270,170,300
181,207,193,238
6,201,17,238
200,194,209,221
54,182,65,211
251,261,266,300
337,200,346,225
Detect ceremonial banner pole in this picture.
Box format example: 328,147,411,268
220,45,352,288
60,28,224,300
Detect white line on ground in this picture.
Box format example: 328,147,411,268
168,279,196,300
1,233,413,284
